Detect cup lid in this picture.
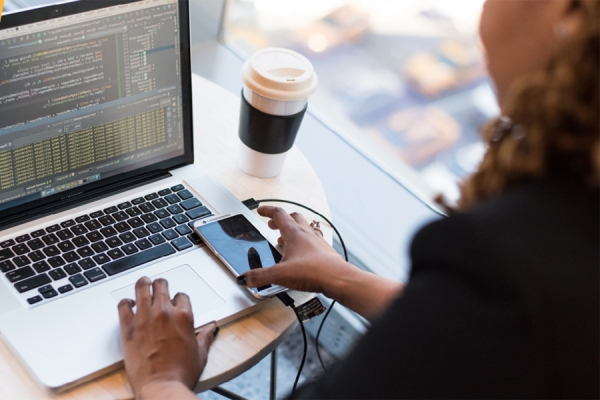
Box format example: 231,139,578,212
242,48,318,102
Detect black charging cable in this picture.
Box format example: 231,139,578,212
243,198,349,381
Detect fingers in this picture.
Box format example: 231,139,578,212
151,278,171,307
257,206,297,233
241,262,287,289
134,276,152,312
196,322,218,352
118,298,135,327
172,292,192,315
289,212,310,228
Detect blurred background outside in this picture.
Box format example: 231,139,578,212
225,0,499,203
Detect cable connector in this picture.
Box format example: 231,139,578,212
242,198,260,210
276,291,296,308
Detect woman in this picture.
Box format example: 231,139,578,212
117,0,599,398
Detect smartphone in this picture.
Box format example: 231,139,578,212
193,213,287,299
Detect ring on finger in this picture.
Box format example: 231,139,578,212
310,220,323,236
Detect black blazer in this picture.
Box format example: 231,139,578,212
295,179,599,399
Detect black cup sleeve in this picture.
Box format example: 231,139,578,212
238,91,307,155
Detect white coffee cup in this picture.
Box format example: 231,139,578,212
237,48,318,178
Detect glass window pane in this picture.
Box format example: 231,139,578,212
225,0,499,203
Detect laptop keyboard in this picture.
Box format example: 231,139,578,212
0,184,212,305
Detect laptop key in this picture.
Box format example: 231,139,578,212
58,241,76,252
93,253,110,264
128,217,144,228
154,209,170,219
16,234,31,243
98,215,116,226
92,242,109,253
27,238,44,250
90,211,104,219
139,203,156,213
0,248,15,262
113,211,129,222
31,229,45,238
177,189,193,200
118,202,132,210
104,206,118,214
56,229,74,241
167,204,184,215
173,214,189,224
49,268,67,281
46,224,60,233
171,184,185,192
133,227,150,238
77,246,94,258
27,295,43,305
69,274,89,288
165,194,180,205
145,193,159,201
141,213,158,223
63,251,80,263
0,239,16,248
171,237,193,251
122,243,139,255
135,239,152,250
64,263,82,275
160,218,176,229
84,268,107,283
119,232,136,243
43,246,60,257
86,231,104,242
42,234,59,246
188,233,202,245
126,207,142,217
58,284,73,294
147,222,163,234
33,261,51,273
158,189,172,196
14,273,50,293
84,220,102,231
175,224,193,236
106,237,123,248
132,197,146,205
41,289,58,299
75,215,90,223
103,243,176,276
180,198,202,211
78,258,96,270
13,256,30,267
0,260,15,273
72,236,90,247
71,224,88,236
186,207,211,220
162,229,178,241
7,266,35,283
60,220,76,228
152,198,169,209
149,234,166,245
47,256,66,268
114,222,130,233
12,243,29,255
28,250,44,262
100,226,118,238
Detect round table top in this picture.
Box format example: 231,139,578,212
0,75,331,399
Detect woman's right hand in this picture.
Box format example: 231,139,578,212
239,206,352,297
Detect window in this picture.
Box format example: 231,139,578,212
225,0,499,203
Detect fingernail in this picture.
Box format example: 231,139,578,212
213,326,220,338
236,275,247,286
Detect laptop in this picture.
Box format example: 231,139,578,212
0,0,276,392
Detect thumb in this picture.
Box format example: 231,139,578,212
196,322,218,352
239,262,289,289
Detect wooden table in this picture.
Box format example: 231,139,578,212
0,75,332,399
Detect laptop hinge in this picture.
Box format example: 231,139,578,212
0,170,172,231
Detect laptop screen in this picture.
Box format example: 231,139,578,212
0,0,192,217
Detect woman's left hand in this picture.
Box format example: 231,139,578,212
118,277,217,399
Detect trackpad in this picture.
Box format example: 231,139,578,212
111,265,226,321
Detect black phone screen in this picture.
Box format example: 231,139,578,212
196,214,282,282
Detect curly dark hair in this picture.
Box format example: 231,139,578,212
458,0,599,209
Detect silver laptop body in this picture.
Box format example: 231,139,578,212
0,0,272,391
